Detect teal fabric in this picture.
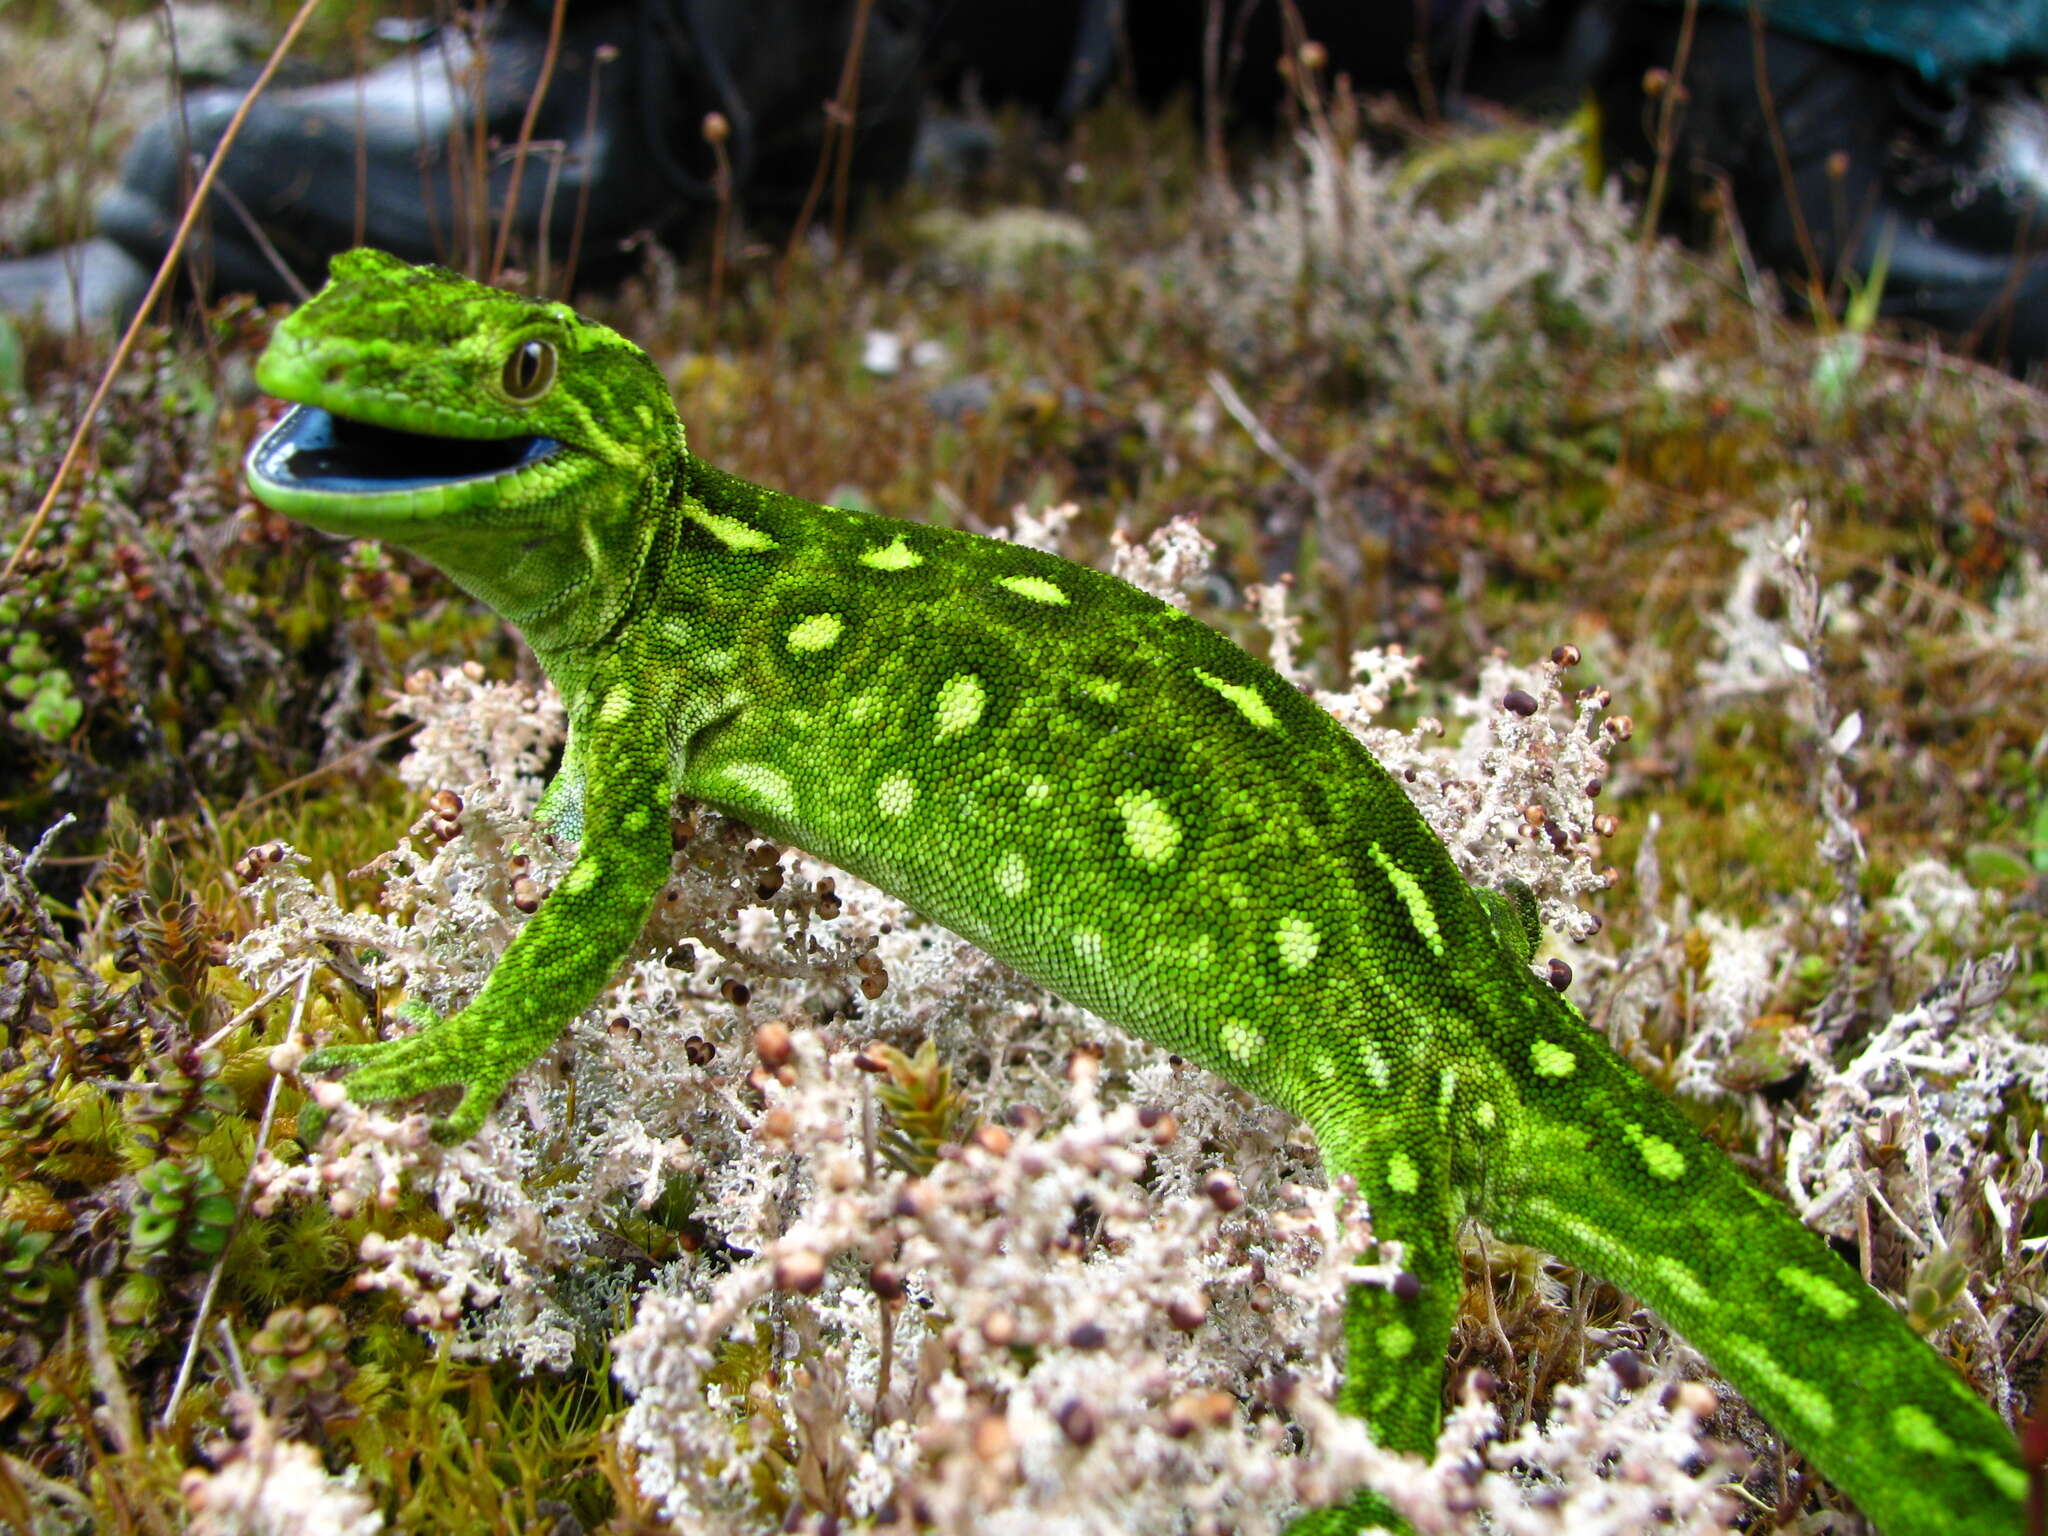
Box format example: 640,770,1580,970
1667,0,2048,82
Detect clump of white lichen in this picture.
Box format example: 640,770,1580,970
1185,125,1697,409
181,1397,384,1536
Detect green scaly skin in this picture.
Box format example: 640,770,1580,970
245,249,2028,1535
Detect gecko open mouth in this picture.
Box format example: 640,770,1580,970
250,404,561,495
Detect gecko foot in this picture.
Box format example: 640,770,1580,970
301,1003,518,1142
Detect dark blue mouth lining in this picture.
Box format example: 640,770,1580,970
251,405,560,494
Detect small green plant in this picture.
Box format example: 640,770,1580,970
0,1064,70,1162
3,631,80,741
1904,1246,1974,1337
127,1156,235,1270
0,1217,74,1338
867,1038,970,1176
128,1046,237,1157
248,1303,354,1417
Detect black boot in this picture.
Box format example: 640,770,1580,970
5,0,928,319
1596,7,2048,368
97,5,638,303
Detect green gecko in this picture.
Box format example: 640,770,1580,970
245,249,2026,1535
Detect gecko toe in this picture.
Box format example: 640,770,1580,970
301,1042,384,1073
430,1080,503,1144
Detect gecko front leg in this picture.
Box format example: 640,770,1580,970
305,668,677,1141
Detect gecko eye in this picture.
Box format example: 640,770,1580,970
502,339,557,401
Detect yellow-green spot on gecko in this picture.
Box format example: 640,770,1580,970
1386,1151,1419,1194
1192,668,1279,729
1276,913,1320,971
1368,843,1445,957
686,506,777,552
860,537,922,570
934,672,986,737
785,613,843,652
1893,1406,1955,1458
1780,1266,1858,1321
1117,789,1181,865
996,574,1069,605
1221,1019,1261,1063
994,849,1030,898
876,773,916,820
1622,1122,1688,1182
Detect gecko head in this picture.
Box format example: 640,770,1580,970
244,248,683,539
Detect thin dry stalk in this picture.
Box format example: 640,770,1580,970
1711,171,1778,350
489,0,568,283
157,0,214,314
465,9,493,269
1275,0,1338,154
1408,0,1441,123
1618,0,1697,471
1201,0,1227,182
59,27,123,356
79,1278,175,1536
1774,505,1868,1039
776,0,879,296
420,4,490,270
1631,0,1697,310
1958,200,2037,362
1745,2,1824,315
81,1282,139,1457
407,1,449,262
558,41,616,297
1207,368,1319,497
532,138,568,294
206,174,311,301
827,0,876,253
704,112,735,347
351,0,371,248
3,0,327,594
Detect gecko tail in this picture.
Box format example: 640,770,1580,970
1492,1026,2025,1536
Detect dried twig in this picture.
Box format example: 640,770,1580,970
489,0,569,283
162,965,313,1425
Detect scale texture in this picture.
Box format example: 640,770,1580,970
245,249,2027,1534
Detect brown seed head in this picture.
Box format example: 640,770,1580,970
1203,1170,1244,1212
754,1021,793,1068
774,1249,826,1294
